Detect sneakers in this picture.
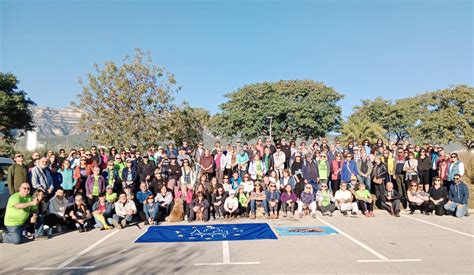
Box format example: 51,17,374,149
369,211,375,217
394,211,400,217
328,212,333,217
311,212,317,219
120,218,127,228
112,219,122,229
47,228,53,237
184,215,189,221
78,227,85,233
289,212,294,218
322,212,328,216
364,211,370,217
350,212,358,218
56,225,63,233
299,213,304,218
250,213,256,219
23,231,34,240
342,211,348,217
282,212,287,218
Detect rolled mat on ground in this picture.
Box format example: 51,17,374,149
275,226,338,236
135,223,278,243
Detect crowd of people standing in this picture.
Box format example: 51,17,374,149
1,137,470,245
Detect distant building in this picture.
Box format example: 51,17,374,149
26,130,37,151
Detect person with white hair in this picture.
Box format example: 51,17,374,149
30,157,53,194
334,182,359,217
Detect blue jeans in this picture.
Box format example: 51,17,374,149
2,225,24,244
308,179,319,193
444,202,468,218
34,214,46,237
358,175,371,191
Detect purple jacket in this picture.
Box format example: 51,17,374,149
300,191,315,204
280,192,297,204
85,175,106,197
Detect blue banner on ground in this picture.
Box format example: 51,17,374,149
275,226,338,237
135,223,278,243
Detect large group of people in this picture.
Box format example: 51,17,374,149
1,137,470,245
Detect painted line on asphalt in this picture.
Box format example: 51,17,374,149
401,214,474,238
357,259,422,263
194,240,260,266
316,216,389,261
56,229,120,269
223,240,230,264
24,266,95,270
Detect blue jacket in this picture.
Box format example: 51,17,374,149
92,201,113,217
279,176,296,189
265,190,280,202
136,190,153,205
448,182,469,205
122,168,138,184
341,160,358,182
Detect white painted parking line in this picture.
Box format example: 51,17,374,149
56,230,119,269
357,259,422,263
401,214,474,238
24,230,119,271
194,241,260,266
316,216,388,260
317,216,422,263
24,266,95,270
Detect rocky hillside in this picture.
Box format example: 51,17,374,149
32,106,84,138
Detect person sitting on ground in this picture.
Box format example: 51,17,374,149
249,183,266,219
105,185,118,203
316,183,336,217
190,191,210,222
380,182,401,217
92,192,113,230
334,182,358,217
1,183,38,244
427,176,447,216
407,180,430,214
144,194,160,225
280,184,297,218
237,185,250,217
444,174,469,218
265,182,280,219
136,182,153,221
45,188,68,235
223,190,240,219
112,192,137,229
69,194,92,232
155,185,173,221
297,184,317,219
355,183,375,217
212,187,227,220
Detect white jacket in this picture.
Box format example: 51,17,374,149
248,160,267,180
224,196,239,212
273,152,286,170
114,200,137,217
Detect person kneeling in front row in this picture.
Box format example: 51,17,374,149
444,174,469,218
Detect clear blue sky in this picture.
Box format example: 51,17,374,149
1,0,472,117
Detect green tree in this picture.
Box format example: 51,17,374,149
351,96,425,142
210,80,343,141
410,85,474,149
75,49,180,150
339,117,386,144
165,102,210,146
0,72,36,144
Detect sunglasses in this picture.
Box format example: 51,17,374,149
305,187,311,189
411,184,417,187
321,185,327,188
454,178,460,180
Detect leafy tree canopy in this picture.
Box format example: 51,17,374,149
0,72,36,144
210,80,343,141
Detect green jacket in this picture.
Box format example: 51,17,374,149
7,163,28,195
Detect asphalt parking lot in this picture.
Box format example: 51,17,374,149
1,210,473,275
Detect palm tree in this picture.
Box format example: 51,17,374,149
340,117,387,144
